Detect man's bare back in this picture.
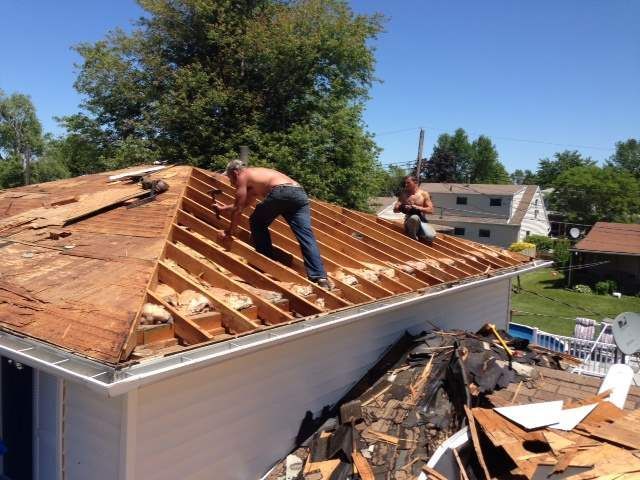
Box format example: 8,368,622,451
237,167,299,201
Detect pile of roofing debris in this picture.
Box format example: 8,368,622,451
266,326,640,480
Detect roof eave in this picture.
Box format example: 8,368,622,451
0,260,550,397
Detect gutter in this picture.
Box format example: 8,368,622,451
0,260,552,397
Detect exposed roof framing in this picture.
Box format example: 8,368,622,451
0,165,531,366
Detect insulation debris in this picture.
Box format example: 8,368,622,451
332,270,358,286
266,326,580,480
361,262,396,278
178,289,213,314
140,303,172,325
155,283,179,306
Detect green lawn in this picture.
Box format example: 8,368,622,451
511,268,640,337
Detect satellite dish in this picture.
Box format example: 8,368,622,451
569,227,581,239
612,312,640,355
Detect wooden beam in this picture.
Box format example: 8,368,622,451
183,187,378,303
157,260,260,334
178,200,353,308
165,237,294,325
146,290,212,345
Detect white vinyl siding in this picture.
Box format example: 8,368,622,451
518,189,551,241
34,371,62,480
133,280,511,480
63,380,123,480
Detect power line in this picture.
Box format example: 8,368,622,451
373,123,615,152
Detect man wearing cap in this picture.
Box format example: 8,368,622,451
213,160,330,289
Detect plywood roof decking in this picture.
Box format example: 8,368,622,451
0,165,530,365
0,166,191,363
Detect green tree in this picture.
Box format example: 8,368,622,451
374,165,407,196
68,0,385,209
0,90,44,185
550,165,640,223
510,169,537,185
470,135,510,183
607,138,640,179
426,129,472,182
535,150,595,188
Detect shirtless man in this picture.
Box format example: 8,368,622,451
214,160,329,288
393,175,436,242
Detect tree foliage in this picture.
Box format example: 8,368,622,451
607,138,640,179
0,90,44,185
510,169,537,185
535,150,595,188
550,165,640,223
67,0,385,209
424,128,509,184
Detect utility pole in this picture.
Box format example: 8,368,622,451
415,128,425,181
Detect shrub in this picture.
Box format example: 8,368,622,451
594,279,617,295
553,239,571,268
574,284,592,294
509,242,536,253
526,234,554,252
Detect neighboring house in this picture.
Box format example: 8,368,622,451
377,183,550,248
0,165,542,480
572,222,640,293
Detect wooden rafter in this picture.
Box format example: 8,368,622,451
146,290,212,344
157,260,260,334
164,240,294,325
173,209,347,315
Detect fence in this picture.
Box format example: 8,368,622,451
509,322,636,377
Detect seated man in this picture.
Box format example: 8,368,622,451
214,160,330,288
393,175,436,242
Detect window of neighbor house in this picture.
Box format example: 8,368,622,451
456,196,467,205
534,209,539,219
454,227,465,236
489,198,502,207
479,229,491,238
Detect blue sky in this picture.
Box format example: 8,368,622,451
1,0,638,172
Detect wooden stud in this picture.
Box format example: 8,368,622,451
165,236,294,325
146,290,212,344
157,260,260,334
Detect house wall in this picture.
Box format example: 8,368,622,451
579,252,640,293
432,219,519,248
132,279,511,480
62,380,124,480
428,192,514,219
518,189,551,241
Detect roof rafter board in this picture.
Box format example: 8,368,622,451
164,238,293,325
184,185,386,301
177,199,352,309
182,188,375,304
311,200,473,278
157,261,259,334
336,202,508,269
145,290,212,345
307,206,450,284
190,178,410,296
343,207,510,270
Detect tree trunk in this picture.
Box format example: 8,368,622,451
23,148,31,186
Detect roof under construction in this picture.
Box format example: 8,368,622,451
0,165,532,366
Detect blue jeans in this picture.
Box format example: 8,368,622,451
249,186,327,280
404,214,436,242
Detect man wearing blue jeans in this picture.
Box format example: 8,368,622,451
393,175,436,242
213,160,330,289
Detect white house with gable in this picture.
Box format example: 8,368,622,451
378,183,550,248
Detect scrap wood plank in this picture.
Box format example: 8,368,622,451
157,261,259,334
175,206,347,310
352,451,374,480
302,458,341,478
452,447,470,480
464,405,492,480
146,290,211,344
181,192,373,304
165,239,293,325
422,465,449,480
